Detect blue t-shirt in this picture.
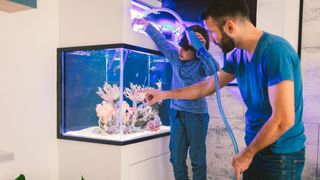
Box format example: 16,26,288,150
223,32,306,153
145,24,219,113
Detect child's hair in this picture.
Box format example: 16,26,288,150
178,25,209,53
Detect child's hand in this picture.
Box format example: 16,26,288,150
185,27,205,51
132,18,149,29
195,32,206,45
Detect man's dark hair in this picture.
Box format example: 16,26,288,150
179,25,210,52
201,0,250,26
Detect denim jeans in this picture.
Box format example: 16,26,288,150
243,146,305,180
169,109,209,180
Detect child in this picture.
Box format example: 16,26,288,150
132,18,219,180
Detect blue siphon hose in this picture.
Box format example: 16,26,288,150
213,69,239,154
198,49,239,155
199,50,239,180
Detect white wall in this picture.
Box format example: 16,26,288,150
0,0,59,179
257,0,300,51
59,0,158,50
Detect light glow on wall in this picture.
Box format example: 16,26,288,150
130,0,182,43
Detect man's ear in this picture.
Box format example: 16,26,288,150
223,19,236,36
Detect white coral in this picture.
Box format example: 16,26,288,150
96,101,113,124
97,83,120,102
123,83,145,103
95,82,162,135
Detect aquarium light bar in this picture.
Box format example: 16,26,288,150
131,1,151,11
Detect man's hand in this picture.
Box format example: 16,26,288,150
132,18,149,30
232,148,254,180
141,89,167,106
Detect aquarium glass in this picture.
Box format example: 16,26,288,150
57,44,172,145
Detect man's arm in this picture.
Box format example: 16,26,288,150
232,80,295,180
144,70,235,105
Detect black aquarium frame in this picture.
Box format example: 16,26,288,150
298,0,304,58
57,43,170,146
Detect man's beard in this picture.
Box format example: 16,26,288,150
217,30,236,53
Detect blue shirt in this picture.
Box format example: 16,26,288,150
145,24,219,113
223,32,306,153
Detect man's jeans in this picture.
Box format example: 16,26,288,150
243,146,305,180
169,110,209,180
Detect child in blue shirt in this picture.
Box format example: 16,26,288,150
132,18,220,180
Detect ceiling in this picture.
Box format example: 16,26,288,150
161,0,257,25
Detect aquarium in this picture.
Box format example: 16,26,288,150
57,44,172,145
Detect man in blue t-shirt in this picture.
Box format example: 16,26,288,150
143,0,306,179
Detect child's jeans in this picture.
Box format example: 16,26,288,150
169,109,209,180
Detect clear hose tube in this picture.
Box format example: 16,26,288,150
141,7,187,29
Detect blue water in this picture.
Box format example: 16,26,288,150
60,48,172,132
